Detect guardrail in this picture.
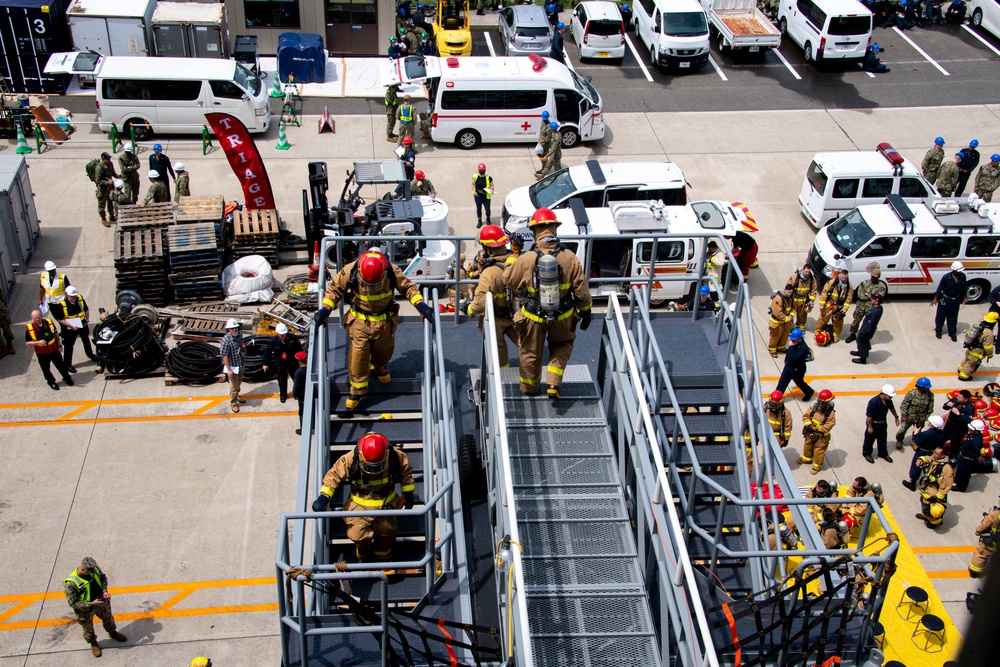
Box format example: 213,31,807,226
30,119,214,155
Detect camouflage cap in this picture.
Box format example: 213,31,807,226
865,261,881,276
80,557,99,570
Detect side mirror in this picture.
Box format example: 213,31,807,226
653,24,660,33
833,253,842,261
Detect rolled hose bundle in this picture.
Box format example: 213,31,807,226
165,341,223,382
93,314,166,376
243,334,274,381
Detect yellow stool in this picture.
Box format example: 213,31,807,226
911,613,946,653
897,585,929,621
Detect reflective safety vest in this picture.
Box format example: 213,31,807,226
26,320,59,355
398,105,413,124
384,89,398,109
41,272,67,304
64,566,104,602
62,295,88,320
473,173,493,200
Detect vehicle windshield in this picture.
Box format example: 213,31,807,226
71,51,102,73
828,16,871,35
826,209,875,255
691,201,726,229
806,160,828,195
529,170,578,208
662,12,708,37
235,63,260,96
588,20,623,35
517,26,550,37
570,70,599,103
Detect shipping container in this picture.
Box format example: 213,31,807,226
152,2,229,59
0,0,72,93
0,155,40,281
66,0,157,57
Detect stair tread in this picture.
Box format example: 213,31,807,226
661,414,732,437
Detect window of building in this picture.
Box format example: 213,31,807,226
245,0,301,28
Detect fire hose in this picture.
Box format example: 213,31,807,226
165,341,223,382
93,314,166,376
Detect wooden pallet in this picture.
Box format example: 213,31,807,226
105,369,166,381
115,228,166,261
116,203,174,231
177,316,233,336
165,371,227,386
233,209,280,238
175,196,224,224
166,223,218,253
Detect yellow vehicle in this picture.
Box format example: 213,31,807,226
434,0,472,56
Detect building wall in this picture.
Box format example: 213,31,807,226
225,0,390,55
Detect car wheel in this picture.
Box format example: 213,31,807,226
973,9,983,26
803,42,813,63
967,279,989,304
779,17,787,35
560,127,579,148
456,129,480,150
125,118,152,141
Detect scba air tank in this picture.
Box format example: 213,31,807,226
537,253,560,314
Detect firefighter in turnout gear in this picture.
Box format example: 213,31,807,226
814,268,853,343
313,251,435,410
970,504,1000,577
766,390,793,448
467,225,520,367
798,389,837,475
787,264,818,327
767,284,794,357
916,445,955,528
896,377,935,450
504,208,592,399
959,311,997,381
311,433,416,561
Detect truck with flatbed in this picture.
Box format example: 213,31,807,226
702,0,781,57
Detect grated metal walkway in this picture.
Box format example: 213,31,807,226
500,366,661,667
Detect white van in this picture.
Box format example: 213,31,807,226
799,143,938,229
382,55,604,150
807,195,1000,302
969,0,1000,39
569,2,627,61
502,159,687,232
44,51,270,139
632,0,711,71
777,0,872,64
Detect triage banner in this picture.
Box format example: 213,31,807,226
204,113,276,210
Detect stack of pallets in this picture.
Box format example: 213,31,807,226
114,228,170,306
165,223,223,305
175,196,227,249
116,203,174,233
232,209,280,267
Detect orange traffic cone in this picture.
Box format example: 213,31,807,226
307,241,321,281
318,106,335,134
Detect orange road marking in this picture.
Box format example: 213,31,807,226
912,546,977,554
0,393,280,411
190,397,228,415
156,589,196,611
0,600,35,625
760,371,972,383
0,604,279,632
57,402,100,420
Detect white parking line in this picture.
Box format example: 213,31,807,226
708,55,728,81
866,71,877,78
484,31,496,57
772,48,802,80
963,24,1000,58
564,52,576,71
623,34,654,82
893,26,950,75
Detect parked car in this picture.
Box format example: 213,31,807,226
497,4,551,56
570,1,627,61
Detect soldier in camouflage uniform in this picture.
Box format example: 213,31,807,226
385,84,400,142
64,557,127,657
922,137,946,183
536,122,562,179
974,154,1000,203
895,378,934,450
410,170,436,196
935,153,961,196
94,152,119,227
117,145,141,204
109,180,131,221
174,162,190,203
845,262,887,343
538,110,553,150
142,170,169,205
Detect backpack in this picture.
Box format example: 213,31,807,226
85,159,101,183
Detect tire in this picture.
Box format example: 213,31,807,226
455,128,480,150
779,18,787,35
458,434,486,500
560,127,579,148
803,42,813,63
973,9,983,26
125,118,152,141
131,304,159,325
967,279,989,304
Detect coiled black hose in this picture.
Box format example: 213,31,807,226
93,314,166,376
243,334,274,381
165,341,223,382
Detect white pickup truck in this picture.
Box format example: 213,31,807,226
702,0,781,57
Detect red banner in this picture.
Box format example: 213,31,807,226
204,113,276,210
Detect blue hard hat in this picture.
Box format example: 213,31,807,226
547,3,555,10
622,3,629,8
699,285,711,296
549,121,559,130
541,110,550,120
418,3,423,7
934,136,945,145
556,21,565,29
992,154,1000,162
153,143,162,152
971,139,980,147
789,327,804,341
915,377,932,389
871,43,880,51
398,7,406,16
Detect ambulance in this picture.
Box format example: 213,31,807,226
539,198,755,305
806,194,1000,303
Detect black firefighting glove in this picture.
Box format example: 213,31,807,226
313,307,331,326
404,492,415,509
579,310,592,331
311,494,330,512
416,302,435,331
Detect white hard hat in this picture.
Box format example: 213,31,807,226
148,169,160,179
44,260,56,271
880,384,895,397
275,323,288,335
175,162,185,171
225,319,240,330
114,179,124,189
65,286,78,296
124,144,133,152
928,415,945,429
971,419,986,431
951,261,965,271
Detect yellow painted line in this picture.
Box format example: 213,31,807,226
156,589,195,611
56,402,100,421
0,411,298,429
760,370,971,383
927,570,973,579
0,604,279,632
190,397,228,415
912,545,977,554
0,600,34,625
0,393,280,411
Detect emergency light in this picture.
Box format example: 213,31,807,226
877,142,905,175
528,53,547,72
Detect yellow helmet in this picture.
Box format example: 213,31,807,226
190,658,212,667
984,312,999,324
929,502,946,519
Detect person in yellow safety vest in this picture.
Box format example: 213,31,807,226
472,162,494,229
970,503,1000,577
25,309,73,390
396,93,416,146
767,284,794,357
504,207,592,399
311,433,415,561
64,557,128,657
959,311,997,381
467,225,520,367
797,389,837,475
815,268,853,343
916,445,954,528
313,251,435,410
38,260,70,316
786,264,818,327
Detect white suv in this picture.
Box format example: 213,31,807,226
501,159,687,235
